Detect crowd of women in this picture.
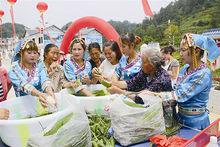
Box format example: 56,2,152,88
0,32,219,137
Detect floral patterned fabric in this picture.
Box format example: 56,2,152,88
8,61,51,97
63,58,92,81
126,68,172,92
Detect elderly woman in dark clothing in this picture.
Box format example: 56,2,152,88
108,44,173,94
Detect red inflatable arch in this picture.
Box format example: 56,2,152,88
60,16,120,54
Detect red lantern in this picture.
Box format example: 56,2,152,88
0,10,4,18
36,2,48,13
7,0,17,5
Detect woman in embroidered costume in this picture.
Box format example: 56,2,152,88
8,40,55,107
63,38,93,96
160,33,220,130
43,44,79,92
112,33,142,83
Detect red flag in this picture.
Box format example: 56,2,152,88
142,0,153,17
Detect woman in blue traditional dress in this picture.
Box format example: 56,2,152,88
112,33,142,82
64,38,92,83
160,33,220,130
8,40,55,107
63,38,93,96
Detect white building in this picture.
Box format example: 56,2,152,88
25,25,64,59
76,28,103,49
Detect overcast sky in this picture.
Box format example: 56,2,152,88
1,0,174,29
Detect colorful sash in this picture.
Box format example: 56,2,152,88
71,58,86,75
121,56,140,72
176,64,206,86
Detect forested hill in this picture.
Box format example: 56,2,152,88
134,0,220,46
61,0,220,46
2,23,26,38
2,0,219,47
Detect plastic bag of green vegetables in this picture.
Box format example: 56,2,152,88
109,95,165,146
87,114,115,147
26,108,91,147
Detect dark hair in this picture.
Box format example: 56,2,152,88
69,38,86,53
161,45,175,55
120,33,141,48
103,40,122,62
43,43,58,60
19,40,39,59
88,42,101,52
193,47,204,59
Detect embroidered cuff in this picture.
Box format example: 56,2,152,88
159,92,174,101
42,80,52,91
23,84,35,95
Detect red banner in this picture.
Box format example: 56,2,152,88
142,0,153,17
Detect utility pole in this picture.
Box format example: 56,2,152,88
168,19,171,45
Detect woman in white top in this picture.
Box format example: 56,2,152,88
161,45,180,87
92,40,122,82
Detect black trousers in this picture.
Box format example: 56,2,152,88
0,138,9,147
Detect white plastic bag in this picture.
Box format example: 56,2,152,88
109,94,165,146
61,85,118,115
0,93,91,147
26,108,91,147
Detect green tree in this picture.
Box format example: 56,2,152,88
2,23,26,38
164,24,180,46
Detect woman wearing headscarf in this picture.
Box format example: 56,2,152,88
159,33,220,130
8,40,55,107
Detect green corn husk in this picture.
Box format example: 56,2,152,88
100,80,112,88
44,113,74,136
92,90,108,96
87,114,115,146
123,100,145,108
